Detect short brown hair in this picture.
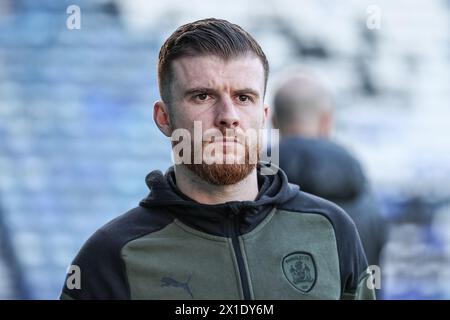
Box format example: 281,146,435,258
157,18,269,105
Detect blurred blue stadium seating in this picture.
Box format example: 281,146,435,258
0,0,171,299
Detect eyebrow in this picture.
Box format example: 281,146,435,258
183,87,217,97
183,87,260,99
234,88,260,99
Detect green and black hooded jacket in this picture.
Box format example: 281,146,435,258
60,165,375,300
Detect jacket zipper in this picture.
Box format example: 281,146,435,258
227,206,252,300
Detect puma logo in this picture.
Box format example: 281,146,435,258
160,274,193,298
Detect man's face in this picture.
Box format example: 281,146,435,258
163,54,268,185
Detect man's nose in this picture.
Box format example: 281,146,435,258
214,96,240,129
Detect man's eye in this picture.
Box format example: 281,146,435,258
237,95,250,102
196,93,208,101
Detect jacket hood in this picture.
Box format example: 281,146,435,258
139,164,299,235
278,137,367,201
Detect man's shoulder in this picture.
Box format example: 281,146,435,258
60,206,174,299
277,184,370,298
278,184,357,233
87,205,174,253
69,205,174,273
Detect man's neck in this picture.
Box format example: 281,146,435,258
173,165,259,205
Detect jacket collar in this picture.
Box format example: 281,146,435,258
139,164,298,236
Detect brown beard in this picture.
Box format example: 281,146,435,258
186,138,260,185
172,134,260,186
184,162,256,185
172,121,261,186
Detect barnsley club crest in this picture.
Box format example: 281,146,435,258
282,252,316,293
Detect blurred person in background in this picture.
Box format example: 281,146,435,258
272,70,387,297
59,18,374,300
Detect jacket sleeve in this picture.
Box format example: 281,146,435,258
339,220,377,300
59,229,130,300
341,270,377,300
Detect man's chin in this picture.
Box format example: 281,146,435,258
183,163,256,186
203,153,246,166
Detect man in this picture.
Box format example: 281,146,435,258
272,70,387,278
60,19,374,300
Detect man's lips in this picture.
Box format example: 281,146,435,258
207,137,241,144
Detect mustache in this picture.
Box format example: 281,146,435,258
208,136,240,143
201,129,247,144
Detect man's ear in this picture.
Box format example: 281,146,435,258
153,100,172,137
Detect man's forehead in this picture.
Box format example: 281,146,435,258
171,54,265,91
